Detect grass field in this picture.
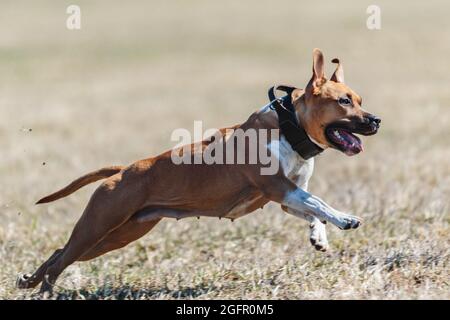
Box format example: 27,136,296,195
0,0,449,299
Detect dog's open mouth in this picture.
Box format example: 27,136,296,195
325,126,363,156
325,117,380,156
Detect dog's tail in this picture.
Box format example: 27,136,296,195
36,165,125,204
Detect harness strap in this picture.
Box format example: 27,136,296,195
268,85,323,160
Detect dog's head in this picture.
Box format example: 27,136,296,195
294,48,381,156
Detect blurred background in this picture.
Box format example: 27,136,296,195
0,0,449,299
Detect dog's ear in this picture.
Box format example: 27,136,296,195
312,48,325,83
307,48,326,95
330,58,345,83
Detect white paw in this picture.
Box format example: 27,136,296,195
309,221,329,251
335,213,363,230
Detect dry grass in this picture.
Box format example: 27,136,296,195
0,0,449,299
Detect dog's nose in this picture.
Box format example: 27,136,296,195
367,114,381,125
373,116,381,125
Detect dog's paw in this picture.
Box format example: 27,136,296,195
337,214,363,230
309,222,329,252
310,236,329,252
39,278,54,297
16,273,32,289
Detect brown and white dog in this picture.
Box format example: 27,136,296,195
17,49,380,294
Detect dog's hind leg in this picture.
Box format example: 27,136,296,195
16,216,157,289
20,174,147,295
16,249,63,289
78,217,161,261
78,207,204,261
79,206,204,261
78,206,202,261
39,195,143,293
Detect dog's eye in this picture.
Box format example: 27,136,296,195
338,97,352,106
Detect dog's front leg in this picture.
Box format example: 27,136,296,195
281,205,329,251
261,178,362,230
284,188,362,230
290,174,329,251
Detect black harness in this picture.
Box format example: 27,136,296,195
268,85,323,160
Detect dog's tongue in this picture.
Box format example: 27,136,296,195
337,129,363,156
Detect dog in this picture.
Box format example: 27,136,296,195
17,49,380,294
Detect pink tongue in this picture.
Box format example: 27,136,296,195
338,129,363,155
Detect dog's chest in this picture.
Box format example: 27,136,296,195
269,135,314,185
225,136,314,219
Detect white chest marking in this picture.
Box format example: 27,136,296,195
268,135,314,182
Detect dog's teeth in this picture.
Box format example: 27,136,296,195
333,130,341,139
